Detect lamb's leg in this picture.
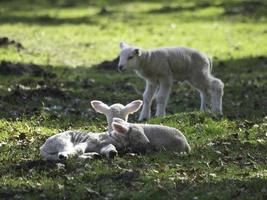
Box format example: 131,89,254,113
58,143,87,160
198,89,209,111
78,152,101,160
156,79,172,116
100,144,118,161
190,73,223,114
209,77,224,114
139,80,158,121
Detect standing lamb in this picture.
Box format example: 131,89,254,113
112,118,191,154
118,42,224,121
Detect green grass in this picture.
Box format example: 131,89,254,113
0,0,266,199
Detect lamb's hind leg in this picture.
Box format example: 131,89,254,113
78,152,101,160
139,80,158,121
209,77,224,114
156,79,172,116
191,74,223,114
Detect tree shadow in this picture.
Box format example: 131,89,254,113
0,15,97,25
0,60,141,128
1,133,266,199
215,56,267,120
146,0,267,21
147,1,214,14
0,55,266,124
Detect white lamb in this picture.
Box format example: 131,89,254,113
40,100,143,161
118,42,224,121
91,99,143,132
112,118,191,153
39,127,149,161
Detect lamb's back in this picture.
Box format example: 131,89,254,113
141,124,190,152
147,47,209,80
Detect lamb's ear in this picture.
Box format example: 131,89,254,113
124,100,143,114
112,122,129,134
134,48,142,56
91,100,110,114
120,42,128,49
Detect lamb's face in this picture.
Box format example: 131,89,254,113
118,42,141,71
112,119,150,151
91,100,143,132
40,137,60,160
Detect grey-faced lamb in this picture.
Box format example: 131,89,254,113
118,42,224,121
112,118,191,154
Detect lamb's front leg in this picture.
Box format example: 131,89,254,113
78,152,101,160
58,143,87,160
156,79,172,116
139,80,158,121
100,144,118,161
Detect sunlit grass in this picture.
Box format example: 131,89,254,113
0,0,266,199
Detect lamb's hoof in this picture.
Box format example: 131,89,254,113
91,152,101,159
108,150,117,159
58,154,68,160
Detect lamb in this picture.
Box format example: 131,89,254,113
40,100,143,161
39,125,149,161
112,118,191,153
91,99,143,132
118,42,224,121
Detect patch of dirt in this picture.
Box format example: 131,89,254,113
4,85,68,101
0,36,24,51
92,56,119,70
0,61,56,77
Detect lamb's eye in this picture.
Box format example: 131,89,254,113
128,56,133,60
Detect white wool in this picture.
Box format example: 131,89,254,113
118,42,224,121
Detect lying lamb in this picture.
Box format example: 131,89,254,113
118,42,224,121
112,118,191,153
39,124,149,161
40,100,143,161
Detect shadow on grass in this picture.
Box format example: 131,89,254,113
1,133,266,199
147,0,267,20
0,55,266,123
0,15,97,25
0,60,141,127
1,0,266,26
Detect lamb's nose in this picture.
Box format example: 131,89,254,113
118,65,123,72
58,154,67,160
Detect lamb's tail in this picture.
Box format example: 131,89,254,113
208,56,213,72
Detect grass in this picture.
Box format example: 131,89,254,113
0,0,266,199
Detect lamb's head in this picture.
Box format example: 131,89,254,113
111,118,150,152
40,136,61,160
91,100,143,132
118,42,142,71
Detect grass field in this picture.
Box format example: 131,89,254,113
0,0,267,199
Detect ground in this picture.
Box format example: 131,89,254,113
0,0,266,199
